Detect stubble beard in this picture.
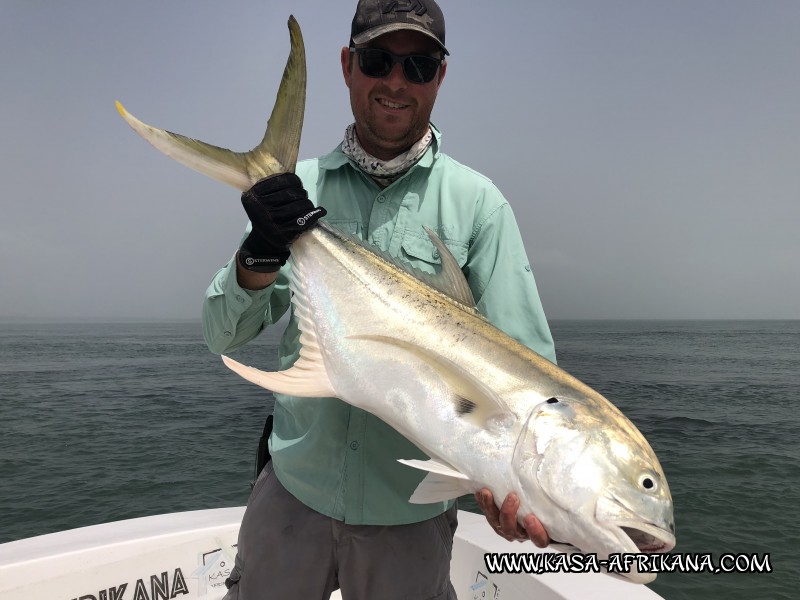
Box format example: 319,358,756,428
356,99,429,160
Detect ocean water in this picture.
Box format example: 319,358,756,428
0,319,797,599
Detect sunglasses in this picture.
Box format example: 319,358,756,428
349,47,443,84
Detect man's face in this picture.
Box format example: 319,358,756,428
341,30,447,161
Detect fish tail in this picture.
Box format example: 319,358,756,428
115,15,306,191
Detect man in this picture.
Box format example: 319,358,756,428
203,1,555,598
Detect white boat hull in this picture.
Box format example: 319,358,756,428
0,508,664,599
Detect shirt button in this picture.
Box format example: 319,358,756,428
236,295,244,303
524,264,532,272
377,196,386,203
350,441,360,450
432,250,440,260
223,331,232,337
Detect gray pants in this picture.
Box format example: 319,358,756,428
223,462,458,600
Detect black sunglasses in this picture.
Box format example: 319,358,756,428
349,47,443,84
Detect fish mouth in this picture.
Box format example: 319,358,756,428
605,510,675,584
597,494,676,555
619,523,676,554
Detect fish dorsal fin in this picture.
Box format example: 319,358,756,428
318,222,481,315
421,226,476,308
116,16,306,191
398,459,473,503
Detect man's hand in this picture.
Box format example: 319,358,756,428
475,488,550,547
238,173,326,273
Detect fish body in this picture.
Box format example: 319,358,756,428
224,220,675,583
117,15,675,583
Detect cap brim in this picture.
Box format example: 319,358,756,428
352,23,449,55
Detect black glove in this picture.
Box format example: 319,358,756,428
238,173,327,272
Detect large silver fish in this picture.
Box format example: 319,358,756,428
118,16,675,583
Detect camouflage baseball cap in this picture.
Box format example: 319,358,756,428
351,0,449,55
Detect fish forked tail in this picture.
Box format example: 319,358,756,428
115,15,306,191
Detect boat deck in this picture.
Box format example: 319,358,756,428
0,508,665,599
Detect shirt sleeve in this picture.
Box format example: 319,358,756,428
202,160,319,356
201,249,292,355
465,200,557,364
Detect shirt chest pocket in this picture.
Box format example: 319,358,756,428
400,231,469,275
324,219,362,238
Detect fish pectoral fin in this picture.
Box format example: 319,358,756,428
346,334,513,430
399,459,473,504
221,355,335,398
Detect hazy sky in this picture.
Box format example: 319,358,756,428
2,1,798,320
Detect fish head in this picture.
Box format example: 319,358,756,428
512,393,675,583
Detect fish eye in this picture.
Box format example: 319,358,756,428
639,473,657,492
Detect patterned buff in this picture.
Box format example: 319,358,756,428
341,123,433,188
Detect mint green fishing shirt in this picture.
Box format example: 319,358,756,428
203,126,556,525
